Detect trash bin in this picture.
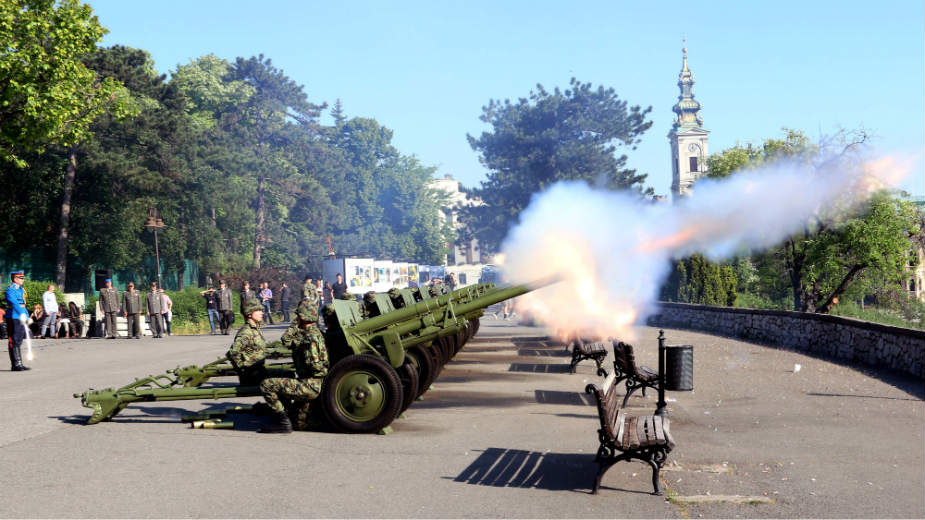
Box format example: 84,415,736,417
665,344,693,391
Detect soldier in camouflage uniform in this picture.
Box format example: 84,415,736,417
301,274,318,306
225,299,269,385
258,300,328,433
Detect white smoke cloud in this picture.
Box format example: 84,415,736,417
499,155,912,341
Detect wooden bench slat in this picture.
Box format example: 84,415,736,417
653,415,666,444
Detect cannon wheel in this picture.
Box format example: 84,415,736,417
406,346,436,398
398,359,419,414
321,354,402,434
438,336,455,362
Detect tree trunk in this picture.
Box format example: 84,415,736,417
816,264,866,314
177,261,185,291
254,175,265,269
785,238,806,311
56,147,78,288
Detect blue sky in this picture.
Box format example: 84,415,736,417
89,0,924,197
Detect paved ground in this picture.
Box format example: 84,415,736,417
0,318,922,518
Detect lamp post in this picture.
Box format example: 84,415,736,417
655,329,668,417
144,207,165,289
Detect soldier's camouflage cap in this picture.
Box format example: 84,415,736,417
244,298,263,315
295,300,318,322
387,288,401,297
338,292,355,300
363,291,376,302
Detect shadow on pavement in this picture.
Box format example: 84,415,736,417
533,390,595,406
518,349,570,357
508,363,570,374
806,391,924,402
449,447,595,492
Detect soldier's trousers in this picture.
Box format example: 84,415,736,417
259,377,323,429
126,313,141,337
220,310,234,333
148,313,164,337
104,312,119,338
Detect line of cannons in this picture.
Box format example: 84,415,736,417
74,277,556,434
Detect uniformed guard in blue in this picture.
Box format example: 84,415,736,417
5,270,31,371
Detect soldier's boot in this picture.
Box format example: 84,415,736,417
11,346,30,371
8,347,15,370
258,411,292,434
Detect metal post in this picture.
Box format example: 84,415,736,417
153,226,162,290
655,329,668,417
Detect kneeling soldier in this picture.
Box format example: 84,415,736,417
226,299,270,385
258,301,328,434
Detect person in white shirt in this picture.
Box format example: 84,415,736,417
40,284,59,338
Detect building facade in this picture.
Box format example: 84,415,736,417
669,45,709,200
429,175,483,265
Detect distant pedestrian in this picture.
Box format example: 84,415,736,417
301,274,317,305
323,282,333,305
160,289,173,336
146,282,164,338
240,282,256,321
259,282,274,324
201,286,220,335
99,278,120,339
279,282,291,322
40,284,58,339
121,282,142,339
216,280,234,335
332,273,347,299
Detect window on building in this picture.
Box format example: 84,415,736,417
910,279,916,292
689,156,698,172
458,273,467,285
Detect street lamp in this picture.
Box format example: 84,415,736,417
144,207,165,289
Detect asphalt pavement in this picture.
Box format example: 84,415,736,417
0,318,922,518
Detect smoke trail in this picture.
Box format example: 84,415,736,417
499,155,913,341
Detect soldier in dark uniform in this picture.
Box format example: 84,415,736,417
121,282,142,339
258,300,328,433
239,282,256,321
145,282,164,338
216,279,234,334
5,270,30,371
226,299,268,385
99,278,120,339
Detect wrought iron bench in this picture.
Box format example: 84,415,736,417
611,340,659,407
567,337,608,376
585,372,675,495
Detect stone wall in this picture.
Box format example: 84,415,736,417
647,303,925,379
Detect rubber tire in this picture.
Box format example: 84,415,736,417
407,346,436,398
321,354,402,434
438,336,455,362
398,359,419,414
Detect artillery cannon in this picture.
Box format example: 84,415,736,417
74,277,555,433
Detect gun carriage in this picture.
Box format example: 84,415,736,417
74,278,554,434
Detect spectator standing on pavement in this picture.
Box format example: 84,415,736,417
40,285,58,339
201,286,220,335
216,280,234,334
121,282,142,339
99,278,120,339
323,282,333,305
240,282,256,321
260,282,274,324
146,282,164,339
279,282,291,322
332,273,348,299
160,289,173,336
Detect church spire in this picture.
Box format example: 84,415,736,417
672,41,703,130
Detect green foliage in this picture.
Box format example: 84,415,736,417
660,254,737,306
465,78,653,252
0,0,136,166
829,301,924,330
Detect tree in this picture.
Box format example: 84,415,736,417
706,129,919,313
465,78,653,252
0,0,132,167
660,254,736,306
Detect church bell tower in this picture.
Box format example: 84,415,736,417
669,42,709,200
